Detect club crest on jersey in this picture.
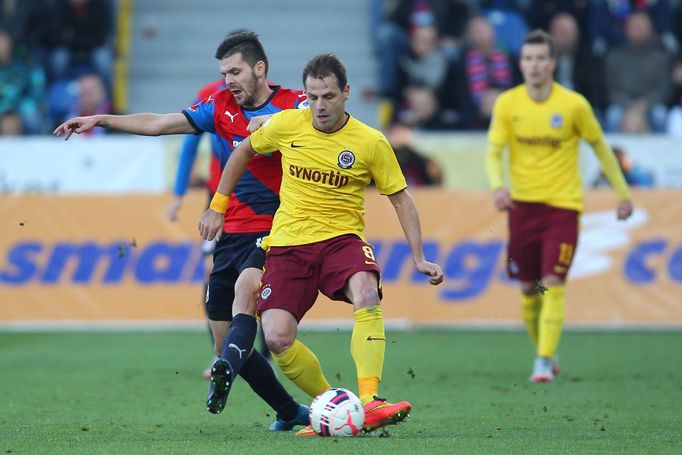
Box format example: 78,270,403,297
338,150,355,169
260,285,272,300
550,114,563,128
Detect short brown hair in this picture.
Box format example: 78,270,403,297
523,29,556,59
302,53,348,90
215,30,269,75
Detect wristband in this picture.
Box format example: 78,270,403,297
209,192,230,214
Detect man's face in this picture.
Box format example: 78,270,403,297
219,52,262,107
626,13,652,47
305,74,349,132
550,14,578,54
519,43,555,87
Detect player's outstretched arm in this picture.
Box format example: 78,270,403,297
387,189,444,285
198,137,257,240
53,113,195,140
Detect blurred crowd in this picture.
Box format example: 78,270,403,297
370,0,682,136
0,0,114,136
2,0,682,138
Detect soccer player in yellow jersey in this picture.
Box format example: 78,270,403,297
200,53,444,435
486,30,633,382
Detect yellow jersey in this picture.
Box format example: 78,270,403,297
487,82,607,212
249,108,407,247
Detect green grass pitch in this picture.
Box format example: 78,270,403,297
1,330,680,454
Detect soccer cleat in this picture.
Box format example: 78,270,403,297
206,358,234,414
530,356,554,383
362,397,412,433
295,425,317,437
270,404,310,431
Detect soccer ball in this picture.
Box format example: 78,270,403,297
309,388,365,437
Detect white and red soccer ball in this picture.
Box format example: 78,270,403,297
309,388,365,437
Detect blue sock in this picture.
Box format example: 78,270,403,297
239,350,299,421
220,313,257,375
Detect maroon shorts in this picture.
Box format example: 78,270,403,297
507,201,579,282
257,234,382,321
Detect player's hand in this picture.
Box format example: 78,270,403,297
247,114,272,132
166,197,183,222
492,187,514,211
198,209,224,240
415,260,444,285
616,199,633,220
53,115,99,140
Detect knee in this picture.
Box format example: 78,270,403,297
232,281,258,315
353,286,381,309
265,330,295,355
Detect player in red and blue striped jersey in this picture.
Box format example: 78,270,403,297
54,30,309,432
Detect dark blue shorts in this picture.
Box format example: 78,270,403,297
206,231,268,321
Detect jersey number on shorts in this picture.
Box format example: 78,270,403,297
558,242,574,266
362,245,376,264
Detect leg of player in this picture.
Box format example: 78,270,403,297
345,271,412,433
201,241,218,380
218,268,261,375
530,274,564,382
264,308,331,398
262,308,332,438
520,281,542,350
257,322,270,360
207,268,309,430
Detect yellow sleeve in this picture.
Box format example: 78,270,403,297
574,95,603,144
370,133,407,195
487,94,510,147
485,142,505,191
591,137,631,200
485,96,508,191
249,111,284,154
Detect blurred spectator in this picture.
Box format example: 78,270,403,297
397,85,450,129
0,28,46,134
525,0,591,38
48,73,111,132
666,53,682,137
0,0,57,54
0,0,31,41
549,12,606,116
388,123,444,186
592,146,654,188
69,73,110,118
372,0,471,129
0,112,22,135
394,23,469,129
463,16,513,128
51,0,114,86
589,0,676,56
605,12,670,133
381,0,471,58
480,0,529,57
